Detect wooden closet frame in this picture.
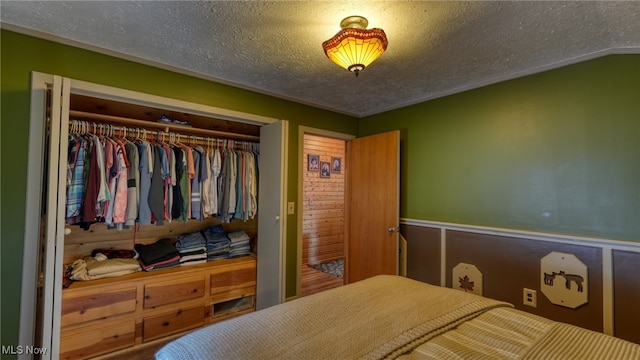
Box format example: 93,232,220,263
20,72,289,359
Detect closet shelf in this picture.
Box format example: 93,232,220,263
69,110,260,142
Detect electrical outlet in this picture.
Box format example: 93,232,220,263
523,288,537,308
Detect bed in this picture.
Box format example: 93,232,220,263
156,275,640,359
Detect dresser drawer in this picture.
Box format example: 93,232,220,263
61,286,137,326
143,305,205,342
60,320,135,359
144,275,205,309
210,260,256,296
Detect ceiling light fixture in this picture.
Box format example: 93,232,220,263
322,16,388,77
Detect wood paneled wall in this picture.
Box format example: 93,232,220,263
612,250,640,344
303,134,345,266
401,224,640,345
400,225,441,285
445,230,603,332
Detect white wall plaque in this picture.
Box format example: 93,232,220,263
540,252,588,309
452,262,483,296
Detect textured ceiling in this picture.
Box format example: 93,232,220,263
2,1,639,117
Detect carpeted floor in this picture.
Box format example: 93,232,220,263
308,258,344,279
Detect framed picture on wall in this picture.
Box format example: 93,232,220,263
308,154,319,171
320,161,331,178
331,157,341,173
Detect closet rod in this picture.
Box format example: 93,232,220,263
69,110,260,142
69,120,259,151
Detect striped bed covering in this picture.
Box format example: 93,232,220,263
401,306,640,359
156,275,639,360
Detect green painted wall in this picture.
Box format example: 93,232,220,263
361,55,640,242
0,30,358,350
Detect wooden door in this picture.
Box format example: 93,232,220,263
345,130,400,283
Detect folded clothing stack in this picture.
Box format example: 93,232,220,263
203,225,230,261
227,230,250,258
134,238,181,271
69,255,140,281
175,231,207,266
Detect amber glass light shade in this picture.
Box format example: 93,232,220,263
322,16,388,77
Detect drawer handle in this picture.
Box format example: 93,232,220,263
162,321,170,327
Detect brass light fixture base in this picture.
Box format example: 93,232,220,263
340,16,368,29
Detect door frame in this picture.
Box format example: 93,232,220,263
20,71,56,354
20,72,284,358
295,126,354,298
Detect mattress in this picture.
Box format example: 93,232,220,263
156,275,640,360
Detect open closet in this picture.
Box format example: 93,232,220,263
21,73,288,359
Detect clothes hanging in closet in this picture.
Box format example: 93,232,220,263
64,127,259,230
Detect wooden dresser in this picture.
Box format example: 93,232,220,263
59,256,256,359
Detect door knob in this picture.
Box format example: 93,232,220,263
388,226,398,233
